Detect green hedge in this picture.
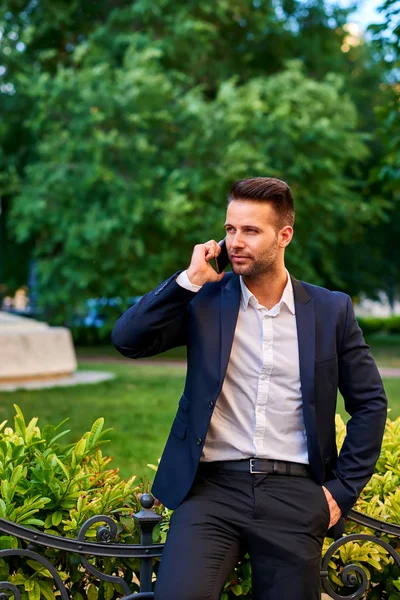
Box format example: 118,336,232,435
0,406,159,599
70,325,112,347
1,407,400,599
358,316,400,336
70,315,400,346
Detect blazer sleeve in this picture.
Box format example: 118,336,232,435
111,271,196,359
324,295,387,516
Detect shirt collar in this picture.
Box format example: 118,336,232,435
239,269,295,315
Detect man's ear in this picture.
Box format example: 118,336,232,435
279,226,293,248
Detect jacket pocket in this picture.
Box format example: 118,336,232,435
178,394,189,412
170,415,187,440
315,355,338,370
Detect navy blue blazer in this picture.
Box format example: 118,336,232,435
112,271,387,518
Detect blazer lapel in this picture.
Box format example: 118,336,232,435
219,274,241,384
292,276,315,414
292,276,324,479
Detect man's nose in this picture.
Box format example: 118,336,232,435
231,233,245,248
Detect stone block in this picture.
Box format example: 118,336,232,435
0,313,77,382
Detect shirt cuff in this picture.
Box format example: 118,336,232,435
176,271,203,292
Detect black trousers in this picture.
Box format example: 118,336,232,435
154,467,330,600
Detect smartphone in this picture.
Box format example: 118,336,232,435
214,238,230,274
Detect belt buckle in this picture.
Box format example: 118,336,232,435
250,459,263,474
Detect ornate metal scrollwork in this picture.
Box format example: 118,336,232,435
0,502,398,598
77,515,132,596
0,583,21,600
321,509,400,599
0,548,69,599
0,495,162,598
0,515,163,558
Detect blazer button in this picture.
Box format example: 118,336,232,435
196,438,202,446
208,401,215,409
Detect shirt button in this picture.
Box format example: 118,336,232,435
196,438,202,446
208,401,215,409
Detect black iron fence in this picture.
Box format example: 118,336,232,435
0,493,399,599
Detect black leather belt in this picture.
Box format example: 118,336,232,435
198,458,311,477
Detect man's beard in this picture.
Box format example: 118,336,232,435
229,243,279,281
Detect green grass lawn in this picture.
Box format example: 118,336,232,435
0,362,187,481
0,337,398,482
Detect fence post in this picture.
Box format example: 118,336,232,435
134,493,163,594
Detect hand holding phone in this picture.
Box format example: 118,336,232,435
214,238,230,274
187,239,227,286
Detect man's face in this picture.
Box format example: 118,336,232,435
224,200,289,280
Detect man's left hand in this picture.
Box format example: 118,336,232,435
322,486,342,528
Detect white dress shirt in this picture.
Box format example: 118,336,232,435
176,270,309,464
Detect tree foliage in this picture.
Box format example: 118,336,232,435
0,0,396,323
336,0,400,304
369,0,399,196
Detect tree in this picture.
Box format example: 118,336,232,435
0,0,134,295
370,0,399,197
1,0,393,324
334,0,399,305
8,42,380,325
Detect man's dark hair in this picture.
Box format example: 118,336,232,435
228,177,295,230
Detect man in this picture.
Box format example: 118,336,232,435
112,177,387,600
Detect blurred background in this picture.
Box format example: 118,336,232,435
0,0,399,476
